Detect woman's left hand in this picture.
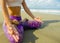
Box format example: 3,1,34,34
34,17,43,23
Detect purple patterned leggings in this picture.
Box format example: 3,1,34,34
3,16,42,43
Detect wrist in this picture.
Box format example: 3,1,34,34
5,19,12,24
33,17,37,20
5,21,12,27
32,16,35,19
29,13,35,19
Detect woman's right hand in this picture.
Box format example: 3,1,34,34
7,24,17,35
7,23,19,42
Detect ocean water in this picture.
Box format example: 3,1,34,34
0,6,60,15
22,9,60,15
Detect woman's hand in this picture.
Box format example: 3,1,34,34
34,17,43,23
7,24,19,42
12,19,20,25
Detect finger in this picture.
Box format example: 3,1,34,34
13,35,19,42
16,35,19,40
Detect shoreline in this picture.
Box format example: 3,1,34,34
0,8,60,15
22,9,60,15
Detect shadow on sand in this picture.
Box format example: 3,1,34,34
40,20,60,29
23,20,60,43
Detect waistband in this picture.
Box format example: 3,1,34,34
10,16,22,21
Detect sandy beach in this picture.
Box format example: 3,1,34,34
0,11,60,43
